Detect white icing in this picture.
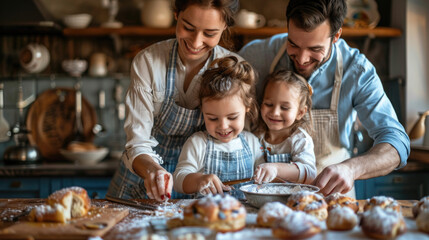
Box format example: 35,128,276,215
327,206,358,227
258,202,291,221
362,206,404,235
277,211,321,234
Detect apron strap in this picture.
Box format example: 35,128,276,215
269,40,288,74
166,41,179,98
330,44,343,111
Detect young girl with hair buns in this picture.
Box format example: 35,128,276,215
253,70,317,185
173,56,264,199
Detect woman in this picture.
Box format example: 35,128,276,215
107,0,241,201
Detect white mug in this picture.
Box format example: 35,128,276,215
19,43,50,74
235,9,266,29
89,53,113,77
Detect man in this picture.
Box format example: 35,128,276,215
239,0,410,196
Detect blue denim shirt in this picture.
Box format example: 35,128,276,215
238,33,410,169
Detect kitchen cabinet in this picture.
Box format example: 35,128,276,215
355,171,429,200
0,176,111,199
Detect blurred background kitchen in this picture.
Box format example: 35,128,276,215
0,0,428,200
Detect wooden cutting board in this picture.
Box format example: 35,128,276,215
0,207,129,240
26,87,97,160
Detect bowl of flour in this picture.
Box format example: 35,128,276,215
239,183,319,208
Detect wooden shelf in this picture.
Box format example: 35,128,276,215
63,26,402,38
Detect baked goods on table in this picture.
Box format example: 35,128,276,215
29,186,91,223
326,206,358,231
257,202,292,227
324,192,359,213
412,196,429,218
272,211,322,240
416,209,429,233
66,141,98,152
183,194,246,232
286,190,328,221
360,206,407,239
364,196,401,213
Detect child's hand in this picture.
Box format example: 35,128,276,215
198,174,229,195
253,163,278,184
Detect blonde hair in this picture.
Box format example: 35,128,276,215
258,70,314,136
199,56,259,131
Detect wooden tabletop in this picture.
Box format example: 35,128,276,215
0,198,421,240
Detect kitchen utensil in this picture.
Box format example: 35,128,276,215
63,13,92,28
26,88,96,160
223,178,253,186
408,110,429,140
62,59,87,77
0,207,129,240
60,147,108,165
239,183,319,208
19,43,50,74
93,90,107,136
235,9,266,29
3,78,41,164
105,195,159,211
89,53,114,77
0,83,10,142
140,0,173,28
101,0,123,28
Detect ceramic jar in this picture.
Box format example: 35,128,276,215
235,9,266,29
19,43,50,73
140,0,174,28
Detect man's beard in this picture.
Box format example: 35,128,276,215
289,40,333,80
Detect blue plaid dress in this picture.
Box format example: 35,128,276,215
107,41,209,199
203,133,254,200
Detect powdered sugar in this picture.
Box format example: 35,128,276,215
277,211,321,234
361,206,404,235
258,202,292,221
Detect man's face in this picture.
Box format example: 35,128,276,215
286,19,340,79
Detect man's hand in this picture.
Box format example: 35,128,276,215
312,163,354,196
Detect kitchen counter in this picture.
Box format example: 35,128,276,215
0,159,119,177
0,198,427,240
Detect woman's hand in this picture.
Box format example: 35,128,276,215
253,163,278,184
197,174,231,195
133,154,172,202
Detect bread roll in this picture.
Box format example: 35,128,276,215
29,204,69,223
286,191,328,221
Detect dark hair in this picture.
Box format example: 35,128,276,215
174,0,239,49
286,0,347,37
258,70,314,136
200,56,259,131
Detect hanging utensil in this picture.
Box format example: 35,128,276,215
408,110,429,140
66,78,86,146
92,89,107,136
0,83,10,142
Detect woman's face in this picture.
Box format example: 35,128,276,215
202,95,248,143
175,5,226,64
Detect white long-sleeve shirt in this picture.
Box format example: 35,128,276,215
123,39,242,173
173,131,265,193
259,127,317,184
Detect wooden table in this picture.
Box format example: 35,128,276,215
0,199,426,240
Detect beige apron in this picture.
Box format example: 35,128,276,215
269,42,355,197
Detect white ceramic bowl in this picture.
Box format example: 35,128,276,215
63,13,92,28
60,147,109,166
62,59,88,77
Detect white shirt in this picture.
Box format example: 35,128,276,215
123,39,242,172
173,131,265,193
260,127,317,184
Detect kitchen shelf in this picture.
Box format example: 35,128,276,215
63,26,402,38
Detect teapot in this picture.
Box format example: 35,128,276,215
235,9,266,29
140,0,174,28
